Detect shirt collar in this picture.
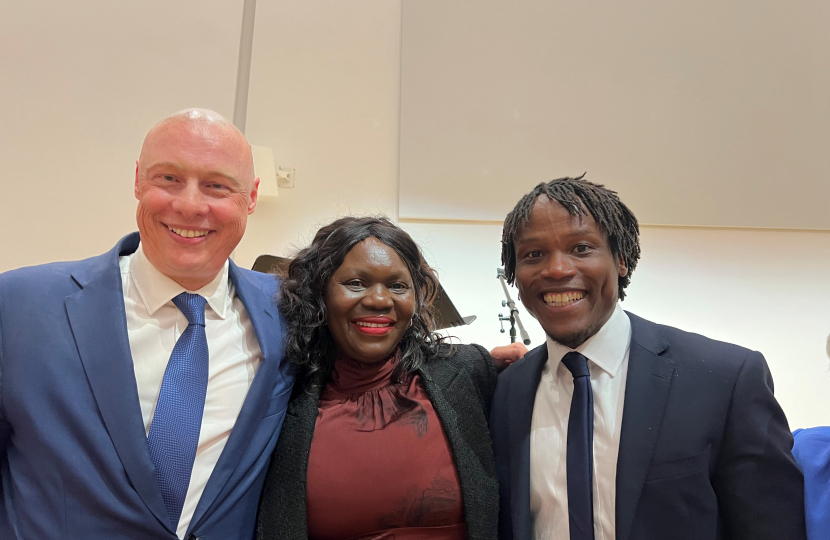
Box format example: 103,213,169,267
545,303,632,377
129,243,231,319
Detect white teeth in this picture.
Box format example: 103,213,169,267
356,321,393,328
170,227,208,238
543,291,585,307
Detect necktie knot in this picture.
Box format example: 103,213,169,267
562,351,590,379
173,293,207,326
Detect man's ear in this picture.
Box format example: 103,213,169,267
618,257,628,277
134,160,140,199
248,177,260,214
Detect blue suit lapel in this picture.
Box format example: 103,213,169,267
615,312,675,540
506,344,548,540
187,261,285,532
65,233,175,534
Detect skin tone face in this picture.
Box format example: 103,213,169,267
325,237,417,364
134,109,259,290
513,197,627,349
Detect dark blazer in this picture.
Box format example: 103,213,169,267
490,312,806,540
257,344,499,540
0,233,294,540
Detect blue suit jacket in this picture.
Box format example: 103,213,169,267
0,233,294,540
490,312,806,540
792,427,830,540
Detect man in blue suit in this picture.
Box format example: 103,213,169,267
490,176,806,540
0,109,293,539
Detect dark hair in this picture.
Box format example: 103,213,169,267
501,174,640,300
279,216,449,386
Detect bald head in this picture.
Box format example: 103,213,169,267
164,107,237,129
134,108,260,290
139,108,255,185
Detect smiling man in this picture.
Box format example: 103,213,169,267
0,109,293,540
489,176,806,540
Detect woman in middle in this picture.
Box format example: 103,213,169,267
257,216,499,540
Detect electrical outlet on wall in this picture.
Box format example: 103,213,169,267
277,167,295,188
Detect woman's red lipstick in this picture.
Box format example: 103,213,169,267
352,316,396,335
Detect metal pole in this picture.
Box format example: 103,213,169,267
233,0,258,134
497,268,531,345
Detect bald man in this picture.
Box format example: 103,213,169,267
0,110,294,540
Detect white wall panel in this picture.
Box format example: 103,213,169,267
0,1,242,272
399,0,830,229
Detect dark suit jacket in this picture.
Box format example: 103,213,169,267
257,344,500,540
490,312,806,540
0,233,294,540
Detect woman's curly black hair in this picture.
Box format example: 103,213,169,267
278,216,451,386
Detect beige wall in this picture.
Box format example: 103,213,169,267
234,0,403,269
399,0,830,228
0,1,242,273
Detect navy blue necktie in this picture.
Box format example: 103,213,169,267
562,351,595,540
148,292,209,528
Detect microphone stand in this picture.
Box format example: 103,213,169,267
497,268,531,345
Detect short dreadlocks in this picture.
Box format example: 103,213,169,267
501,174,640,300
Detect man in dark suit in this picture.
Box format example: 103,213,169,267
490,175,805,540
0,109,293,539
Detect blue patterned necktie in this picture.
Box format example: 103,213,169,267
148,292,209,528
562,351,595,540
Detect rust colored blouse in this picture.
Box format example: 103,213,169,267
305,352,467,540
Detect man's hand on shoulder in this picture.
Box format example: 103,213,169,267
490,342,528,372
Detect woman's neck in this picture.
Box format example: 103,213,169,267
328,349,401,394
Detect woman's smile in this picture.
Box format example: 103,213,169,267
325,237,416,363
352,316,396,335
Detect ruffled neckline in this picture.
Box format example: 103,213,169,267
321,349,424,432
328,350,402,395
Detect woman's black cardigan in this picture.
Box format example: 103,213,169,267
256,344,500,540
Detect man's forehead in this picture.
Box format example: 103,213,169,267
149,118,240,146
516,196,604,240
139,117,254,181
528,196,591,224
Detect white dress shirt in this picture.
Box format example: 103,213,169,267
119,244,262,539
530,303,632,540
